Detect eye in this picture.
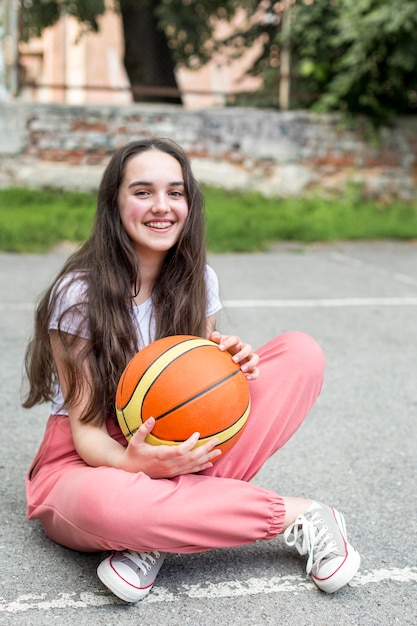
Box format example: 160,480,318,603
134,190,150,198
169,189,184,198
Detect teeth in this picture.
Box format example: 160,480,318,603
147,222,171,229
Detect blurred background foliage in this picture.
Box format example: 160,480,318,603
1,185,416,253
20,0,417,124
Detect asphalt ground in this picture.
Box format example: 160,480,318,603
0,241,416,625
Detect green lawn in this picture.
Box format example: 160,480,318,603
0,186,416,253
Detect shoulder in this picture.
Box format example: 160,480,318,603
51,271,89,312
205,264,219,285
205,264,222,315
205,264,220,297
49,271,90,336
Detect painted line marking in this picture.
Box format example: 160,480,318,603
1,296,417,313
1,567,416,613
223,297,417,308
331,251,417,287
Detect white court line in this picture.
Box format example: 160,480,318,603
223,297,417,308
1,567,416,613
1,297,417,313
331,251,417,287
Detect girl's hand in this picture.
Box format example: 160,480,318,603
122,417,222,477
209,331,260,381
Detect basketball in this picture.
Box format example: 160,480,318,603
115,335,251,457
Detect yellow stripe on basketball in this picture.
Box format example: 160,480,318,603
145,399,251,447
117,337,215,440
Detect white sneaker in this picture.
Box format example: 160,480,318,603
97,550,166,602
284,502,360,593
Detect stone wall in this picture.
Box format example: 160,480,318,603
1,101,416,199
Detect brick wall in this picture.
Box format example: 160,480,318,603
1,102,416,199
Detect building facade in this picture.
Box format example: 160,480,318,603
17,8,261,109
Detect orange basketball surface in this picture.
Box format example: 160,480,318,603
115,335,251,455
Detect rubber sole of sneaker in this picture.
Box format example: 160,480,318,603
97,558,154,603
312,544,361,593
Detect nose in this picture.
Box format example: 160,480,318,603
152,192,170,213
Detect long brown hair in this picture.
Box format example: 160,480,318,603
23,138,208,424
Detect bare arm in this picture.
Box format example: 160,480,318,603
206,314,216,338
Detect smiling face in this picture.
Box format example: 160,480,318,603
118,148,189,262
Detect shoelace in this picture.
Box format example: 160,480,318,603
284,512,339,574
122,550,161,576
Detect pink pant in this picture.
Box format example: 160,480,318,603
26,331,325,553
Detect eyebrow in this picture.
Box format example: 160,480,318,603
127,180,185,189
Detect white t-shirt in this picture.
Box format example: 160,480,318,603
49,265,222,414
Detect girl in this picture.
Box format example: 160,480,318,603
23,138,360,603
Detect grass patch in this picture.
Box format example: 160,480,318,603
205,186,417,252
0,187,96,253
0,186,416,254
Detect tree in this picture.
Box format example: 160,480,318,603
20,0,182,103
20,0,265,104
118,0,180,103
20,0,417,122
288,0,417,123
155,0,417,124
20,0,278,104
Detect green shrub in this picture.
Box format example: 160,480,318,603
1,186,416,254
